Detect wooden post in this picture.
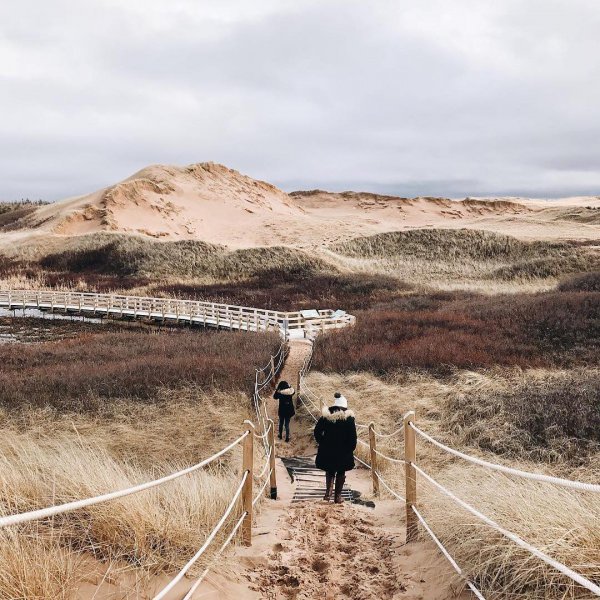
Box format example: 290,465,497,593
268,418,277,499
404,411,418,542
296,372,302,408
369,423,380,496
241,421,254,546
270,355,275,380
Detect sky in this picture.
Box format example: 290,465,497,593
1,0,600,201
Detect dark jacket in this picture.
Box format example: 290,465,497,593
314,406,357,473
274,387,296,418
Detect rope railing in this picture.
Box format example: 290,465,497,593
297,393,319,423
354,410,600,598
373,447,404,464
153,470,249,600
373,426,403,439
181,510,247,600
0,432,248,529
413,463,600,597
253,468,273,507
410,423,600,494
411,505,486,600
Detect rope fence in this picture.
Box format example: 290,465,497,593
355,410,600,598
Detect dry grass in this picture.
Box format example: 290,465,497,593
304,369,600,598
326,229,600,291
0,321,278,598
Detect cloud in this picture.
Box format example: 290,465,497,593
0,0,599,200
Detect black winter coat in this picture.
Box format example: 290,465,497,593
274,387,296,418
314,407,357,473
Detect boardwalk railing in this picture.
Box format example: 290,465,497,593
0,289,355,340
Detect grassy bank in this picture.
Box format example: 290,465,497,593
0,322,279,597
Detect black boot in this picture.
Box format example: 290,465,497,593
323,473,334,501
334,473,346,504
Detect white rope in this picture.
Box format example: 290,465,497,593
0,432,248,529
413,463,600,597
253,421,273,440
298,395,318,422
256,447,273,479
357,439,370,447
374,470,406,503
253,468,273,507
374,448,404,465
411,424,600,494
354,455,371,469
412,506,486,600
374,426,403,439
153,470,248,600
182,510,247,600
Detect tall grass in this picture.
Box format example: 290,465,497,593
304,369,600,598
0,322,279,597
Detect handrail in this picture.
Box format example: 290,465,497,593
153,470,249,600
411,424,600,493
413,463,600,597
181,510,247,600
0,289,356,340
411,505,486,600
0,432,248,529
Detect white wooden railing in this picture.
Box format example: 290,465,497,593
0,289,355,340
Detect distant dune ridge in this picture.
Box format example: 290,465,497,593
3,161,600,251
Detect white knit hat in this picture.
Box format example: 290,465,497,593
333,392,348,409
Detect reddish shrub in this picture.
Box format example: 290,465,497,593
0,328,281,412
313,291,599,372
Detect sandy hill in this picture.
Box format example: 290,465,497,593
3,163,600,252
17,162,304,247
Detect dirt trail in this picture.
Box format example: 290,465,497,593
249,502,405,599
191,340,473,599
270,339,314,459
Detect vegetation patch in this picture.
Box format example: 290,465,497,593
0,326,280,411
312,290,599,372
153,270,412,311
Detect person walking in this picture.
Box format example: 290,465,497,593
274,380,295,442
314,392,357,504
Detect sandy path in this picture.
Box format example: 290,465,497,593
249,502,405,599
190,340,473,600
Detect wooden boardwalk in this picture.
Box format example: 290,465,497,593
282,457,354,503
0,289,355,340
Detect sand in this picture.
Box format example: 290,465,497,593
4,163,600,255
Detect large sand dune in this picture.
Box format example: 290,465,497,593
3,162,600,251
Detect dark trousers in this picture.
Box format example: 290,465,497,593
278,415,291,439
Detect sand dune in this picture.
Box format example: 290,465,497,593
4,163,600,251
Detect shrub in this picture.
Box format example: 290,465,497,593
0,327,281,411
153,272,412,311
313,291,599,372
558,271,600,292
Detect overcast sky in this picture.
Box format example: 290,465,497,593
1,0,600,201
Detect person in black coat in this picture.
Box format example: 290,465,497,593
314,392,357,504
274,380,295,442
